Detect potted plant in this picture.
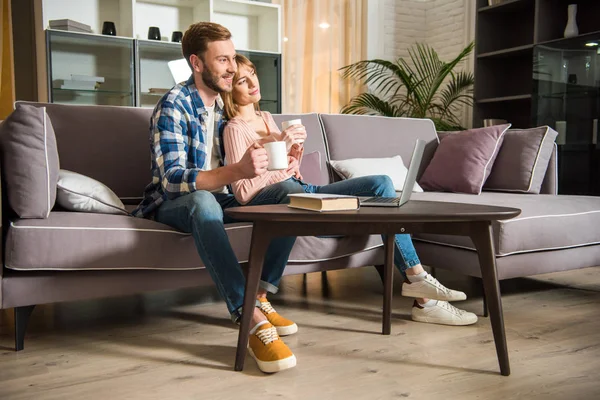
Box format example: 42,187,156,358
340,42,475,131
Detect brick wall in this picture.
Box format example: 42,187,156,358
375,0,475,127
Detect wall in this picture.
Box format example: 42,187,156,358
368,0,475,127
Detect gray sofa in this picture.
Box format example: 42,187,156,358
2,102,599,351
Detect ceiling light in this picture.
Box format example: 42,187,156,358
319,22,330,29
585,42,598,47
283,37,288,42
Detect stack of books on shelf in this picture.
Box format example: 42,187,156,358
49,19,92,34
55,75,105,91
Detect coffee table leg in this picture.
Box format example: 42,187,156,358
235,226,271,371
471,222,510,376
382,234,395,335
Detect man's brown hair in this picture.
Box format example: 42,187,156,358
182,22,232,68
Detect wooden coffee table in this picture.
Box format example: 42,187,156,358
225,200,521,375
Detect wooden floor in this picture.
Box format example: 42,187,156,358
1,266,599,400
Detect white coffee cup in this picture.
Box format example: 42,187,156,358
264,141,288,171
281,118,304,144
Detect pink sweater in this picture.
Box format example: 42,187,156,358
223,112,303,204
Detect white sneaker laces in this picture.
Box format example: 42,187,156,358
438,301,466,315
426,274,453,295
256,325,279,345
260,300,276,315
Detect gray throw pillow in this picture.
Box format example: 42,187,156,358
56,170,129,215
0,104,60,218
419,124,510,194
484,126,558,194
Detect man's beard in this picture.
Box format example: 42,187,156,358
201,67,232,93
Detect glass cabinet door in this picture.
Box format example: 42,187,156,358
46,30,135,107
238,51,282,114
533,38,600,195
136,40,185,108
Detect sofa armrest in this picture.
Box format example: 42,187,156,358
540,143,558,195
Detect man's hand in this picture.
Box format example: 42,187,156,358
238,143,268,179
287,155,302,180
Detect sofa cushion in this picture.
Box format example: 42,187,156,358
5,213,383,271
272,113,330,185
419,124,510,194
17,101,153,204
0,104,60,218
319,114,439,180
485,126,558,194
56,170,129,215
410,192,600,256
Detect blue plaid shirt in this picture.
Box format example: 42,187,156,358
133,76,227,218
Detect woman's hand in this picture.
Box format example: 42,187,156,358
280,124,307,151
287,155,303,180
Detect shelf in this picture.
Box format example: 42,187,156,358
477,94,532,104
478,0,533,13
478,44,533,58
537,30,600,50
47,29,134,47
53,88,133,96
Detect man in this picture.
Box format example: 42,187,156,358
133,22,303,373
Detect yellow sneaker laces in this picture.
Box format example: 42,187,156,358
256,325,279,345
259,300,276,315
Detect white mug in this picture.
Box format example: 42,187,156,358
281,118,304,144
264,141,288,171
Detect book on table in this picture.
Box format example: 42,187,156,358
287,193,360,212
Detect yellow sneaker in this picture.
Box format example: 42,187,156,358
258,298,298,336
248,322,297,373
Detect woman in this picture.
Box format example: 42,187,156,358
223,55,477,327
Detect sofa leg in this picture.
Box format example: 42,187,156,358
481,280,489,317
15,305,36,351
373,265,385,283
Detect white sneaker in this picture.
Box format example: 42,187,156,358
411,300,478,326
402,274,467,301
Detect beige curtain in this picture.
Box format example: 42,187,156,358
274,0,366,114
0,0,15,119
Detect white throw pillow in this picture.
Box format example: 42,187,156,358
329,155,424,192
56,170,129,215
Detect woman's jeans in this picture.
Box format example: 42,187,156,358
292,175,421,274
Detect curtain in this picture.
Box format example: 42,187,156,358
273,0,366,114
0,0,15,119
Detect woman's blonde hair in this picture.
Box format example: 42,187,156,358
222,54,261,120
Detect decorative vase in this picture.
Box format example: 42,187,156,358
101,21,116,36
564,4,579,38
148,26,161,41
171,31,183,43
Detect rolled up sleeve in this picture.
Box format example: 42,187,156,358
153,101,202,199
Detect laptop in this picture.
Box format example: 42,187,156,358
359,139,426,208
168,58,192,84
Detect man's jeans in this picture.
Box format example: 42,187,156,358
292,175,421,274
154,180,305,321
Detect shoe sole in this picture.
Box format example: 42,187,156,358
411,314,477,326
276,323,298,336
248,348,297,373
401,284,467,301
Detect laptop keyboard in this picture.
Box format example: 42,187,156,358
361,197,400,204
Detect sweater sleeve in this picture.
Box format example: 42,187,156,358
264,112,304,166
223,120,291,204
